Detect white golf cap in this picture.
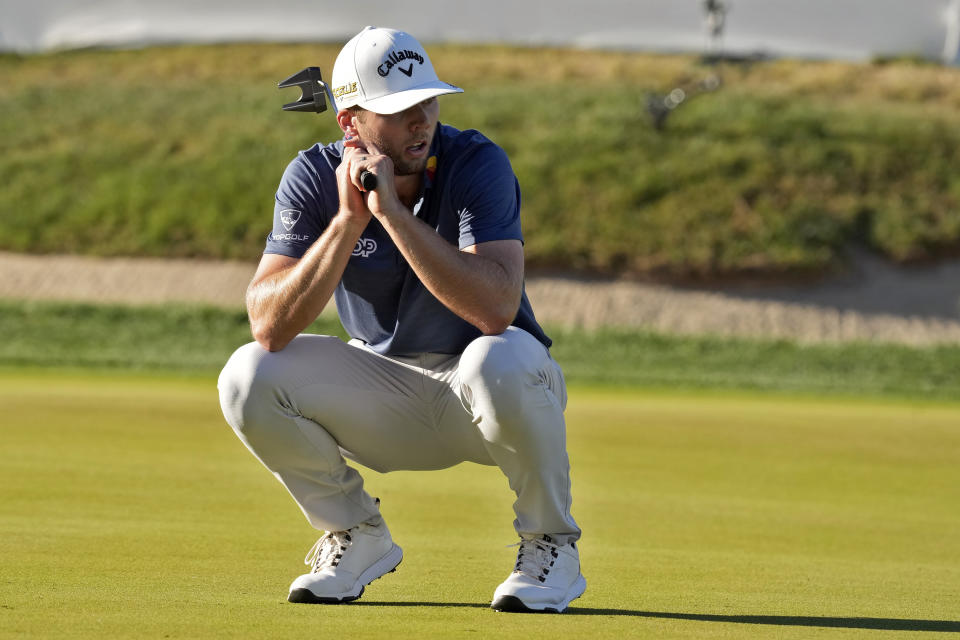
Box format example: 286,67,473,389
331,26,463,115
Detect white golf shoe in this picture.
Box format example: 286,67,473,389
287,520,402,604
490,534,586,613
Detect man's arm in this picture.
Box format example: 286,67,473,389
246,214,366,351
384,219,524,335
351,141,524,335
248,146,373,352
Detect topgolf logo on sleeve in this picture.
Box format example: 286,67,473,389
280,209,302,231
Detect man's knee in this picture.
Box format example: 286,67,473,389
217,334,340,436
459,328,548,418
218,341,273,435
459,329,568,461
460,332,528,393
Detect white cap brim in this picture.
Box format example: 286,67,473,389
359,81,464,115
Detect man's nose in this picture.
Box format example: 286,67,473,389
407,103,428,127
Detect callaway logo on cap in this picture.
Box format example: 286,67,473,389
331,26,463,115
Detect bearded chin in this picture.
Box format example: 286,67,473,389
392,155,428,177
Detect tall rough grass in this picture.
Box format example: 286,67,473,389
3,44,960,279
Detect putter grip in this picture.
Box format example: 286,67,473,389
360,171,377,191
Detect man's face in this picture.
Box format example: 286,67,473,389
354,97,439,176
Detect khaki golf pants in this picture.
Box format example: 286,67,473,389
217,327,581,544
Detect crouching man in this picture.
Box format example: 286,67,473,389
218,26,584,613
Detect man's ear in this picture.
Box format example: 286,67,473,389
336,109,359,138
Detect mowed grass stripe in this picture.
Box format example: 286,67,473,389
1,373,958,639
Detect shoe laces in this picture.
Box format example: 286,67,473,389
304,530,353,573
510,535,561,584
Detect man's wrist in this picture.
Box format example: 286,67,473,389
373,203,413,230
334,210,370,237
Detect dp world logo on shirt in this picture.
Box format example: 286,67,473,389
352,237,377,257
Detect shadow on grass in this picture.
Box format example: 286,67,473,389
358,602,960,632
567,609,960,632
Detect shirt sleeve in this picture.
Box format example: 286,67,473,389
263,154,329,259
452,142,523,250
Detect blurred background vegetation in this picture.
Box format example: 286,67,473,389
5,299,960,400
3,43,960,281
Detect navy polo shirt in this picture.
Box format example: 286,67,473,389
264,123,551,356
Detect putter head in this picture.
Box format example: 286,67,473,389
279,66,333,113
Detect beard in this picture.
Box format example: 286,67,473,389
364,130,432,176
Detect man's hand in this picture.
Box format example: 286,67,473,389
341,141,405,220
336,140,376,228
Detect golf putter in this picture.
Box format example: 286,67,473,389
279,67,377,191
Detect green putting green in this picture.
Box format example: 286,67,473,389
2,372,958,639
